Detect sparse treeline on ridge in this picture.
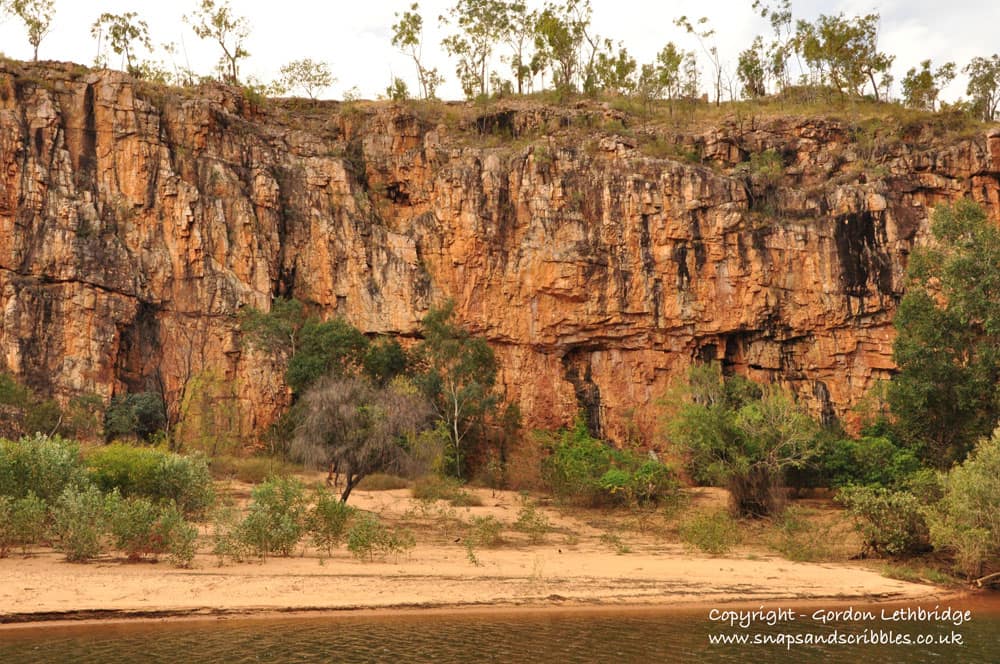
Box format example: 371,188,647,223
0,0,998,120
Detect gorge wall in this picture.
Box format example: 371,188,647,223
1,61,999,448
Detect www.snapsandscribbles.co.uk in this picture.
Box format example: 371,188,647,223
706,605,972,649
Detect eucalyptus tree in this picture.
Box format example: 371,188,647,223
91,12,152,75
440,0,508,98
795,12,894,100
7,0,55,61
901,59,956,111
277,58,334,99
184,0,250,84
964,55,1000,121
392,3,443,99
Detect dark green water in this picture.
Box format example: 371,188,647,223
1,601,998,663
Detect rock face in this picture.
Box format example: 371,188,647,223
1,62,998,447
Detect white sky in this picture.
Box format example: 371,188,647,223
0,1,996,102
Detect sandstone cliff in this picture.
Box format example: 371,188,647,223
1,61,998,447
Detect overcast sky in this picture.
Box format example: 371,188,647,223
0,1,996,102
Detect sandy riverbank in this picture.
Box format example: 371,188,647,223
0,483,953,625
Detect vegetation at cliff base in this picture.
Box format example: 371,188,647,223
888,199,1000,468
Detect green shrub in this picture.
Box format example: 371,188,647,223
665,367,819,517
152,453,215,518
208,455,296,483
448,490,484,507
467,515,504,548
838,485,929,557
346,513,415,561
161,506,198,568
109,497,198,566
308,488,355,555
0,492,47,556
0,434,87,501
679,510,742,554
542,419,614,505
599,532,632,554
905,468,944,504
51,484,113,562
0,373,85,439
11,492,47,554
87,443,160,494
513,499,550,544
542,418,677,507
103,392,166,441
356,473,411,491
411,474,481,506
109,496,162,560
0,372,31,407
87,444,214,518
617,460,678,505
411,474,462,500
0,497,15,557
815,436,923,488
210,505,248,565
925,430,1000,578
238,477,308,559
768,506,835,562
24,399,63,437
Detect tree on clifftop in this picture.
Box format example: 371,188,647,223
6,0,55,61
964,55,1000,121
901,59,956,111
276,58,334,100
184,0,250,84
392,3,443,99
91,12,152,75
795,12,894,101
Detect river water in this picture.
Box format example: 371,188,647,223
1,599,998,663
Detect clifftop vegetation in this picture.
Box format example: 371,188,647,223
0,0,997,122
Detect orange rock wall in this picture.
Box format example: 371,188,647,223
1,63,998,446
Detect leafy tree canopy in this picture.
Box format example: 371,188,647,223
888,199,1000,467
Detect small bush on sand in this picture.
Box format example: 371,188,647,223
357,473,411,491
541,418,677,507
51,484,114,562
468,515,504,547
411,474,481,506
599,532,632,554
346,513,415,561
925,430,1000,578
308,487,355,556
679,510,742,555
0,492,47,556
237,477,308,559
109,496,198,566
0,434,86,501
87,444,214,518
210,505,248,565
513,497,550,544
838,485,929,558
208,455,295,484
